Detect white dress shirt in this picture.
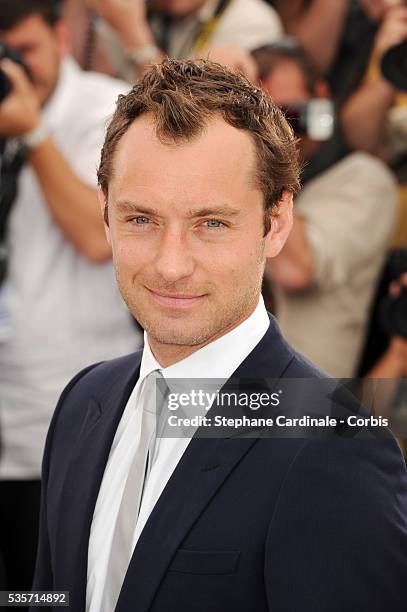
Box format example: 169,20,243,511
86,296,270,612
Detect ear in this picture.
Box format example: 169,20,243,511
98,188,111,245
264,189,293,258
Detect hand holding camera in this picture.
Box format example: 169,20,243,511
374,4,407,63
0,58,40,137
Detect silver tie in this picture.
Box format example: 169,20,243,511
103,370,167,611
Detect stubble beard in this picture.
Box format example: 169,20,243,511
115,264,265,349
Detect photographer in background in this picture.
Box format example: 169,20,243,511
254,42,398,377
80,0,283,81
340,0,407,155
356,33,407,380
265,1,407,184
366,269,407,378
0,0,141,595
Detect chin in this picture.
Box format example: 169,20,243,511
140,317,212,347
147,327,205,347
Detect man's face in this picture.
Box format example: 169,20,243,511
153,0,208,18
262,59,320,161
103,115,290,353
262,60,310,107
1,14,65,106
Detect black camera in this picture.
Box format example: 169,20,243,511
0,43,28,103
381,39,407,91
380,248,407,340
281,99,335,141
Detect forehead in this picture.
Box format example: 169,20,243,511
262,60,309,105
109,115,261,210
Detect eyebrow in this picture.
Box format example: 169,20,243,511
187,206,241,218
114,201,241,218
115,201,160,216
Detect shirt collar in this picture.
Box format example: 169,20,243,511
139,295,270,384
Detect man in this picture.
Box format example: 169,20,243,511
338,0,407,155
33,59,407,611
83,0,282,80
253,42,398,377
0,0,141,593
269,1,407,182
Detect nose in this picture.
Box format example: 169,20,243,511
154,227,195,283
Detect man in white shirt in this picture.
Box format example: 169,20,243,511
32,58,407,612
0,0,141,594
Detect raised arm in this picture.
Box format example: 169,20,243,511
340,4,407,153
274,0,349,73
0,59,111,262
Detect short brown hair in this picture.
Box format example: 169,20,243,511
98,59,301,234
0,0,61,30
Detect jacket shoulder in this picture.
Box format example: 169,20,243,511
264,432,407,610
64,350,143,398
283,349,329,379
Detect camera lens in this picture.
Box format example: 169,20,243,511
0,42,29,103
280,105,307,136
381,39,407,91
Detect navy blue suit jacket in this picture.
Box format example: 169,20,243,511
32,316,407,611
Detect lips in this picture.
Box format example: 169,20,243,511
146,287,206,308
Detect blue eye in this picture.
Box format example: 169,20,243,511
134,216,150,224
205,219,223,228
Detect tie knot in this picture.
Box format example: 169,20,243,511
143,370,168,416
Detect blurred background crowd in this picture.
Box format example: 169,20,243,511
0,0,407,601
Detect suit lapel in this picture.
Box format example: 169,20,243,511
116,315,294,612
116,435,258,612
54,357,142,610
